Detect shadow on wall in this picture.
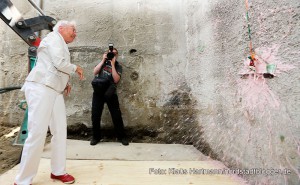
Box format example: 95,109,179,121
161,81,218,159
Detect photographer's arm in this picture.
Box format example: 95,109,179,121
93,53,107,75
111,57,120,83
93,60,104,75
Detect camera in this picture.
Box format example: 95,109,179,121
106,43,114,60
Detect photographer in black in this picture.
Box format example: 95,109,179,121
91,44,128,146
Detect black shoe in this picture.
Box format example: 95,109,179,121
119,138,129,146
90,138,100,145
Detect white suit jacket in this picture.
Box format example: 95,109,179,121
25,31,77,93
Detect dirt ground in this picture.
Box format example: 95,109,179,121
0,125,23,175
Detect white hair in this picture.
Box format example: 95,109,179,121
52,20,76,32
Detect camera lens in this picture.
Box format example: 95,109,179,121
107,52,114,60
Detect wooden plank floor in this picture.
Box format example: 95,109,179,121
0,140,248,185
41,140,208,161
1,159,247,185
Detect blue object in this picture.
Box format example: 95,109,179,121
14,56,36,145
14,106,28,145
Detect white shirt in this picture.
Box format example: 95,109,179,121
25,31,77,93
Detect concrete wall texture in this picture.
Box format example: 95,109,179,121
1,0,299,184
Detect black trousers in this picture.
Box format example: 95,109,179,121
91,90,126,140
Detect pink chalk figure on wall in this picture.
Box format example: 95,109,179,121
238,45,295,115
240,45,295,78
238,75,280,114
240,51,272,78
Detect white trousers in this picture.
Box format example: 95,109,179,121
15,82,67,185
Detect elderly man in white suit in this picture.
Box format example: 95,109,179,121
14,20,84,185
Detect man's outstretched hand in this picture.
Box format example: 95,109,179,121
76,66,84,80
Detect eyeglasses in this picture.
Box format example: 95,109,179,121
67,26,76,33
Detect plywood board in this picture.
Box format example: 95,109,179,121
42,140,208,161
1,159,247,185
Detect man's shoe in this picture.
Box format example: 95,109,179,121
90,138,100,145
119,138,129,146
50,173,75,184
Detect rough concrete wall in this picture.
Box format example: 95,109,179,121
0,0,299,184
0,0,36,125
185,0,300,184
42,0,191,130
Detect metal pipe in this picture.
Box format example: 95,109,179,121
27,0,45,16
0,86,22,94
